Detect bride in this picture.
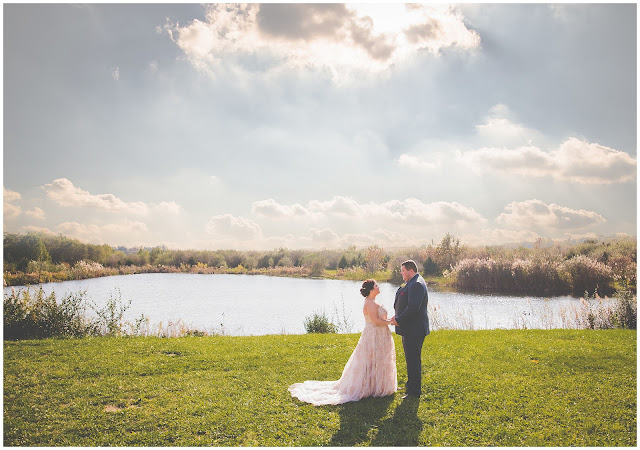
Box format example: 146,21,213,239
289,279,397,405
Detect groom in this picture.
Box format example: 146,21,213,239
390,260,430,399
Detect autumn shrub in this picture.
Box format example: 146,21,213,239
449,254,617,296
510,258,567,293
608,255,637,286
448,258,513,291
309,260,327,277
560,255,614,296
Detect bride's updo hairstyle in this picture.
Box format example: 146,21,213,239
360,279,376,297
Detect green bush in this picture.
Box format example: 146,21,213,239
3,287,140,339
90,288,132,336
304,311,337,333
423,256,439,276
3,287,93,339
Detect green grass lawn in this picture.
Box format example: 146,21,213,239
3,330,636,446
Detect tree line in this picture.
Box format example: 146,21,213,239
3,232,637,295
3,232,425,274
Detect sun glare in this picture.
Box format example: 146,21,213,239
347,3,411,35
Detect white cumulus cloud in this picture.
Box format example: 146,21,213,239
166,3,480,81
25,207,46,220
154,201,182,215
497,199,606,230
252,199,310,218
3,187,22,219
309,227,340,245
206,214,263,240
458,137,636,184
55,220,149,245
474,104,542,146
20,225,56,235
253,196,487,228
396,154,441,171
3,187,21,203
308,196,364,217
554,138,637,184
42,178,181,215
462,228,542,246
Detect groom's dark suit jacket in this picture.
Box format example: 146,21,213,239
394,273,430,337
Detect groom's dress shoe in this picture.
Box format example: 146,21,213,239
401,394,419,400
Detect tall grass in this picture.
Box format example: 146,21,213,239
331,295,355,333
447,255,616,296
3,287,94,339
427,287,636,332
2,287,210,339
575,286,637,330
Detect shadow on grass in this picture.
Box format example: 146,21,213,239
328,395,394,446
372,396,422,446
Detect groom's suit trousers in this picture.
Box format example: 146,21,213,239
402,334,425,396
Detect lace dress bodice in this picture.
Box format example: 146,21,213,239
289,301,397,406
364,304,388,324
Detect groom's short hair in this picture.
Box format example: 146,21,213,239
402,260,418,273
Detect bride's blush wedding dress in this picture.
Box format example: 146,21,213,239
288,304,397,406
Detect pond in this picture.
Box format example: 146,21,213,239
3,273,586,335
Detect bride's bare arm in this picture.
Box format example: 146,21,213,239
364,301,391,325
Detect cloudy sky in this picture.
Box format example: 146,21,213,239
3,3,637,250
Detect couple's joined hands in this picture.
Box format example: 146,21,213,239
389,315,399,326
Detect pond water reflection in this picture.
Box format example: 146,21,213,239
4,273,585,335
